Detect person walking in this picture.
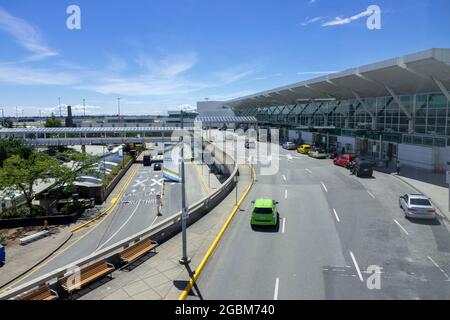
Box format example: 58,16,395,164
396,160,401,175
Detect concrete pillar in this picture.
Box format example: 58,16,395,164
344,118,350,129
372,117,377,130
81,144,86,154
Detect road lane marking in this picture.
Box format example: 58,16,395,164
282,175,287,181
178,164,256,300
193,161,210,194
305,168,312,174
285,189,288,199
350,251,364,282
367,190,375,199
282,218,286,233
286,154,293,161
333,209,340,222
321,182,328,193
0,164,141,293
394,219,409,235
274,278,279,300
95,200,142,252
427,256,450,281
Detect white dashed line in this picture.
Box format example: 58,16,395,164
282,175,287,181
367,190,375,199
305,168,312,174
427,256,450,281
285,189,288,199
350,251,364,282
274,278,279,300
333,209,340,222
394,219,409,235
321,182,328,193
282,218,286,234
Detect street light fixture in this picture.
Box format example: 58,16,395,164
179,109,191,265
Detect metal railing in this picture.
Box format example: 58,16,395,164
0,137,238,300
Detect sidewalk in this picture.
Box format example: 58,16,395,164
375,162,449,220
79,164,253,300
0,163,140,290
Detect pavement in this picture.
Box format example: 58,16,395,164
78,163,252,300
375,163,449,221
189,135,450,300
0,145,208,293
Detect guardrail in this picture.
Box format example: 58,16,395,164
0,135,238,300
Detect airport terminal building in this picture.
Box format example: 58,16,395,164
199,48,450,172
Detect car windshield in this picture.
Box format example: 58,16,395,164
254,207,273,214
410,198,432,206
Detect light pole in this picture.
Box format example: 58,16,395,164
58,97,62,118
117,97,121,121
83,99,86,117
179,109,191,265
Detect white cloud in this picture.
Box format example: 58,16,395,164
301,17,323,26
297,71,339,75
0,63,79,85
0,6,58,61
322,9,372,27
214,68,255,85
135,52,198,79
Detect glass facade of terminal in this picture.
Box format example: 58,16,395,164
235,92,450,148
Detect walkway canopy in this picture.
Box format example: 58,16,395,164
225,48,450,111
195,116,258,124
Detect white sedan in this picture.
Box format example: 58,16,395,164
399,194,437,220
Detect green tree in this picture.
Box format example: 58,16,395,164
44,114,62,128
0,138,33,167
0,153,61,216
49,150,100,195
0,118,13,128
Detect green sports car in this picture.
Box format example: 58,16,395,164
250,198,279,227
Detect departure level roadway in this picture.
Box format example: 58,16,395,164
6,146,208,290
191,137,450,300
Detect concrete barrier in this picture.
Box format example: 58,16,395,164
0,135,238,300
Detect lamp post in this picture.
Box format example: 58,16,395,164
179,109,191,264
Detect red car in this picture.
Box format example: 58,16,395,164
333,154,356,168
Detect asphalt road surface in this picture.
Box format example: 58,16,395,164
7,147,208,289
191,139,450,300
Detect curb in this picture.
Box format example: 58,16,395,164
178,164,255,300
392,174,450,223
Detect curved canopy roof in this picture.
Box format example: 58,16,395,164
225,48,450,110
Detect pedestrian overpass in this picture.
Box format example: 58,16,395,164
0,126,195,146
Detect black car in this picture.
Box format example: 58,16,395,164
143,155,152,166
154,163,162,171
351,160,373,177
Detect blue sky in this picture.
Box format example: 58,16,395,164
0,0,449,116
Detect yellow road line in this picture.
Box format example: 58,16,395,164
0,165,140,293
178,165,255,300
70,165,139,233
193,161,210,195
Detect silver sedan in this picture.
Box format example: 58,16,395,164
399,194,437,220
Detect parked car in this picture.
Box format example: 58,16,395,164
282,142,297,150
399,194,436,220
250,198,279,227
351,159,374,177
334,154,356,168
154,163,162,171
297,144,311,154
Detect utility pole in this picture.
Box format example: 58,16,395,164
58,97,62,117
117,97,121,121
179,109,191,265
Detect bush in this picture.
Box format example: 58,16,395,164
102,156,133,187
0,232,5,245
0,205,45,219
60,201,82,216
